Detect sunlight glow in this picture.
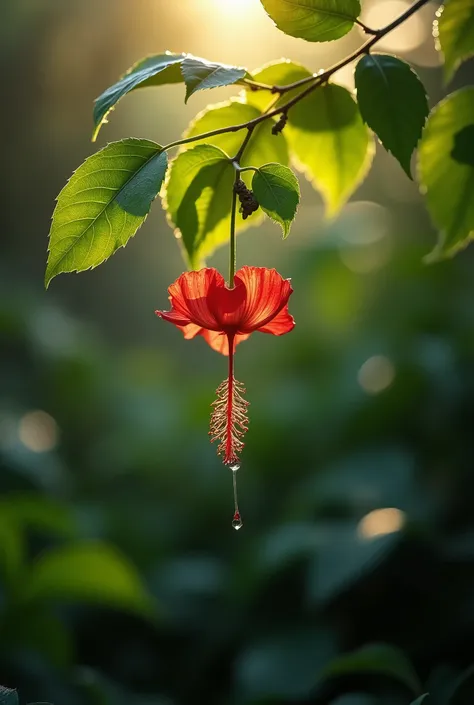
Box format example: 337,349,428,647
358,508,406,539
211,0,258,15
361,0,427,53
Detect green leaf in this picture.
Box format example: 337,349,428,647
252,163,300,237
169,100,289,267
0,495,76,538
411,696,429,705
308,529,399,604
245,59,313,111
286,83,374,216
321,643,422,695
355,54,428,177
451,124,474,166
260,0,361,42
183,98,289,168
93,52,184,141
417,87,474,259
0,687,18,705
25,541,155,617
437,0,474,83
45,139,167,287
164,144,235,268
181,57,247,102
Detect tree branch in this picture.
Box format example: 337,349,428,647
162,0,432,154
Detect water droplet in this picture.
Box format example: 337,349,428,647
232,511,243,531
229,463,240,472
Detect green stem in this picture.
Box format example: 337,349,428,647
229,171,239,288
233,126,256,163
238,165,259,174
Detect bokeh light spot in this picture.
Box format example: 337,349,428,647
18,410,59,453
358,507,406,539
358,355,395,395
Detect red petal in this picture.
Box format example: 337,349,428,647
180,323,204,340
234,266,293,332
201,330,250,356
155,309,191,326
259,304,295,335
165,269,225,330
207,276,247,329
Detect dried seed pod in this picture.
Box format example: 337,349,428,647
272,112,288,136
234,179,259,219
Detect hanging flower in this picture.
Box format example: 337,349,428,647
156,266,295,466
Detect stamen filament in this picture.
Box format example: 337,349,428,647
209,334,249,466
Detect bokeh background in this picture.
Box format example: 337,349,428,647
2,1,474,704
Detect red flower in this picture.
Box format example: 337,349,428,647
155,266,294,355
155,266,295,469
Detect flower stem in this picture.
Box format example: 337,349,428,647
229,171,239,288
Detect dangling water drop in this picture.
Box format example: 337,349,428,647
227,462,243,530
232,511,243,530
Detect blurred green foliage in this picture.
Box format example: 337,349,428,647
4,226,474,705
2,1,474,704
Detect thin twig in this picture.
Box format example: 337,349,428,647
233,127,256,163
354,18,380,36
162,0,432,153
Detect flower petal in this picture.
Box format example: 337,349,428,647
167,268,225,330
259,304,295,335
201,330,250,356
181,323,204,340
207,276,247,329
234,266,293,332
155,309,191,326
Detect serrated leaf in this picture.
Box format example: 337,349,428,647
355,54,428,178
45,139,167,287
252,163,299,237
164,144,235,268
286,83,374,216
0,687,18,705
25,541,155,617
437,0,474,83
245,59,313,111
181,57,248,102
93,52,185,141
417,87,474,260
321,644,422,695
170,100,289,267
260,0,361,42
